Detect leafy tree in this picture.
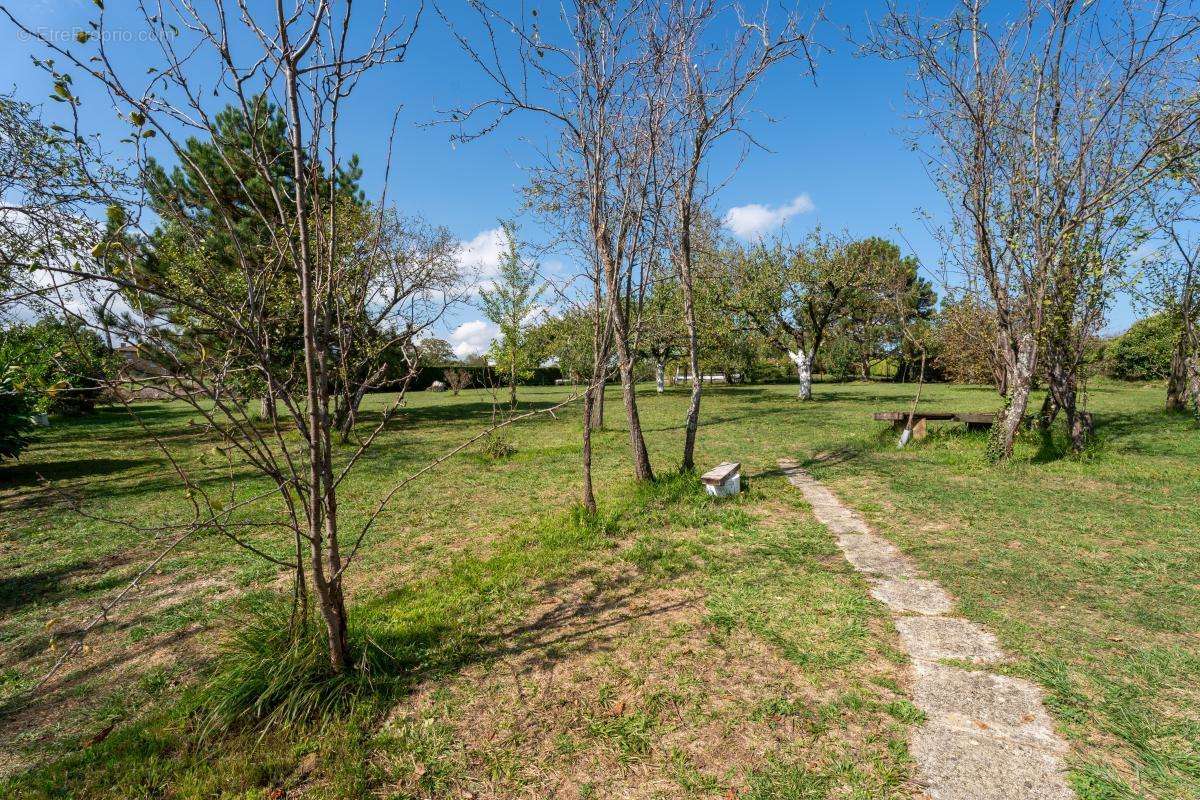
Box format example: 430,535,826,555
824,238,935,381
480,223,545,408
530,307,599,386
1108,313,1179,381
418,337,457,366
636,272,686,393
103,98,363,413
0,318,116,416
725,230,912,399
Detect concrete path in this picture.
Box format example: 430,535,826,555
778,459,1075,800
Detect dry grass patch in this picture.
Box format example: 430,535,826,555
374,488,917,800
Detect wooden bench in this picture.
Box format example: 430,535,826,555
700,461,741,497
873,411,999,439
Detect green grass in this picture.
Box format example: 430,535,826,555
800,379,1200,800
1,377,1196,798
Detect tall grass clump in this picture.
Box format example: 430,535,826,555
189,598,403,736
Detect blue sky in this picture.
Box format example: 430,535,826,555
1,1,1138,354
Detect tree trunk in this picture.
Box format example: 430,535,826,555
581,382,597,514
681,358,702,471
591,378,606,430
995,333,1035,461
1186,352,1200,419
612,335,654,481
283,52,349,673
309,526,348,670
1038,392,1058,432
790,349,813,400
259,394,276,423
993,328,1010,397
678,256,703,473
655,360,666,393
1053,370,1090,453
509,366,517,409
1167,328,1189,412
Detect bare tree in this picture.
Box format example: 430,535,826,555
657,0,818,470
871,0,1200,458
0,93,118,318
1143,167,1200,416
3,0,427,672
444,0,668,487
329,205,464,441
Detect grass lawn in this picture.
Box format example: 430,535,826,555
0,378,1195,799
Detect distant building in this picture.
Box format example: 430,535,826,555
114,344,174,399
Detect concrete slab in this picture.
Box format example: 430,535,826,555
777,459,1075,800
913,661,1066,751
836,533,920,578
870,577,955,615
911,723,1075,800
895,616,1006,664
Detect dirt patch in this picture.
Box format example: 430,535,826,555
0,570,235,779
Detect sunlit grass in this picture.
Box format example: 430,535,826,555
1,377,1196,798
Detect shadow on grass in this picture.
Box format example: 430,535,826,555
0,458,266,521
0,457,154,489
0,474,729,795
357,398,564,428
0,553,135,617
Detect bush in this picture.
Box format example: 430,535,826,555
1107,313,1178,381
480,430,516,459
930,296,999,385
0,318,117,416
0,371,34,461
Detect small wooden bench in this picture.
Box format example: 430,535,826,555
873,411,998,439
700,461,741,497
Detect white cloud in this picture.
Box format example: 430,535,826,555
522,303,551,326
448,318,497,358
454,226,507,281
722,194,815,239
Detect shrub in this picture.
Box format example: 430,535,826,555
0,371,34,461
0,318,117,416
480,430,516,459
1107,313,1178,381
930,296,999,385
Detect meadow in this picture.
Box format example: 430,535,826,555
0,379,1195,799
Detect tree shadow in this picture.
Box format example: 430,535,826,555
354,562,698,717
0,457,153,489
492,569,693,669
357,398,564,428
0,553,135,617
